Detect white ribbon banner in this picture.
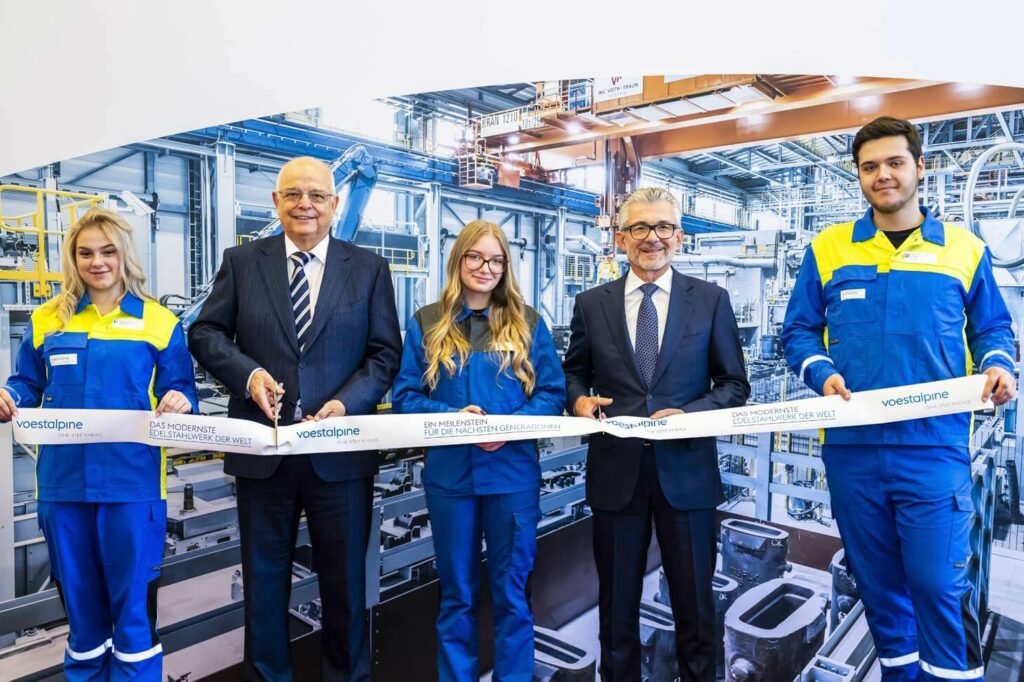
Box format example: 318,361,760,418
10,375,990,455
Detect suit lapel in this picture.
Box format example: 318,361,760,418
649,269,694,388
301,238,353,352
601,275,646,389
258,235,300,355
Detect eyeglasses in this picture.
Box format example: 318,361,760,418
278,189,335,205
620,222,680,240
463,252,507,273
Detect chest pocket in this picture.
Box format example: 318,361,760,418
42,332,88,386
826,265,879,326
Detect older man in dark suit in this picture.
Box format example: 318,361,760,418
562,187,750,682
189,156,401,681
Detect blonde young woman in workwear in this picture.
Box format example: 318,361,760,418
0,208,198,681
393,220,566,681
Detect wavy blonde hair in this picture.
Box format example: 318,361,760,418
422,220,536,395
51,207,153,329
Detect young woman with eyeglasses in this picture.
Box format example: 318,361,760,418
392,219,566,681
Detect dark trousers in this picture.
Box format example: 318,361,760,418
593,445,717,682
236,455,373,682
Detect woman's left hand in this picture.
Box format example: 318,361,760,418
477,441,506,452
155,390,193,416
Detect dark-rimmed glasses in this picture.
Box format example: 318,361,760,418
463,252,507,273
620,222,680,239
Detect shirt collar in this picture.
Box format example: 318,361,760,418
284,233,330,263
851,205,945,246
455,302,490,322
625,267,674,296
75,290,145,318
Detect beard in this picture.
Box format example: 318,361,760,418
870,190,916,215
867,175,921,215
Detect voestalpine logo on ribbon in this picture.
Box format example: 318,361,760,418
880,389,949,408
8,376,992,455
13,416,88,442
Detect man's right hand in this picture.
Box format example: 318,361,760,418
249,370,285,421
574,395,613,419
0,388,17,421
823,374,852,400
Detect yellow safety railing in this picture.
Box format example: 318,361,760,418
0,185,106,297
364,246,424,272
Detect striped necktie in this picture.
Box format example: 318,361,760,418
289,251,313,352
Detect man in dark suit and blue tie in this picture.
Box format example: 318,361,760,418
188,156,402,681
563,187,750,682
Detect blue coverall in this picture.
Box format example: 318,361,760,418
392,302,566,681
3,292,198,681
781,207,1015,681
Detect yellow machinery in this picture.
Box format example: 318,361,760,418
0,185,106,298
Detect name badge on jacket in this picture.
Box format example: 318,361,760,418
901,251,938,265
50,354,78,366
840,289,866,301
112,318,145,331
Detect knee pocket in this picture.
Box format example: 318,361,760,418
508,509,539,580
497,495,539,583
948,491,975,566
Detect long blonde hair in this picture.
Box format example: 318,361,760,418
52,207,153,329
422,220,536,395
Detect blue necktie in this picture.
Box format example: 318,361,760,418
635,283,659,387
289,251,313,352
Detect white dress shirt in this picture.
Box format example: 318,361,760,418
624,268,673,351
285,233,329,317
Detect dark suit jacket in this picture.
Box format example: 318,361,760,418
188,234,402,481
562,269,750,511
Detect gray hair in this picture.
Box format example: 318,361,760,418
617,187,682,227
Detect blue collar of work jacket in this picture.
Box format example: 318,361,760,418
851,205,945,246
75,291,145,318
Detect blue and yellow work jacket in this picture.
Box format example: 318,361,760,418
392,302,566,495
3,292,199,502
782,207,1015,447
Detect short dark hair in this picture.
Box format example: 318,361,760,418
852,116,923,166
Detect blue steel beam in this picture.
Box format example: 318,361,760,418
683,213,742,234
174,118,600,217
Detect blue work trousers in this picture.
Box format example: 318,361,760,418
38,500,166,681
425,488,540,682
823,444,983,681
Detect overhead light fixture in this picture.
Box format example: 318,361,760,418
853,95,881,112
119,190,154,216
566,121,583,134
507,134,520,144
834,75,856,86
954,82,987,93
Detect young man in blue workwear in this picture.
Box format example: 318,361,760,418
782,116,1016,682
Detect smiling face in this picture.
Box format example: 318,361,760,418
272,157,339,248
459,233,506,299
614,199,684,280
75,226,124,298
857,135,925,215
